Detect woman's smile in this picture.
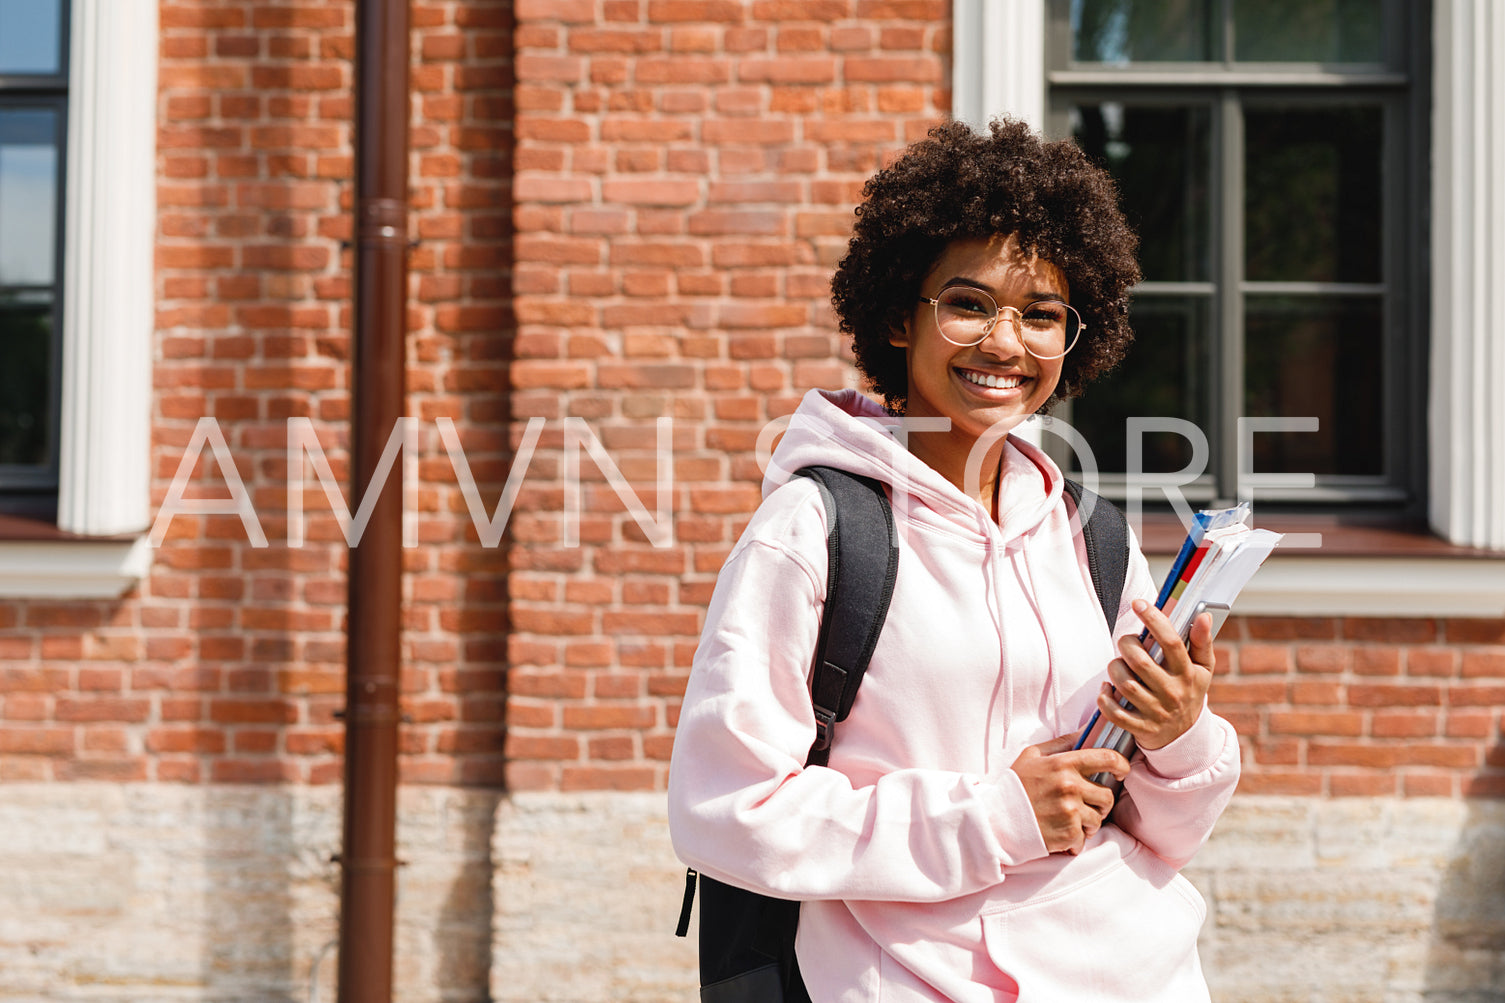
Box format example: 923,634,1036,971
955,367,1029,392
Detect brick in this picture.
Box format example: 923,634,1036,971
0,728,72,755
1268,711,1364,737
1397,744,1479,768
601,178,701,205
517,0,596,21
1328,773,1398,796
54,698,151,724
1447,681,1505,709
0,668,65,692
1306,742,1403,768
1402,773,1456,796
211,759,298,783
1444,618,1505,644
593,673,644,698
646,0,747,23
1406,647,1458,677
1236,644,1291,675
1346,684,1443,707
1293,645,1348,674
1370,711,1439,738
1462,774,1505,796
841,56,942,83
58,758,149,782
146,727,227,754
1341,617,1438,643
208,699,298,725
1290,680,1344,705
562,704,657,730
738,56,838,84
558,765,657,790
1352,645,1402,676
1460,649,1505,678
1236,772,1323,796
1444,710,1495,738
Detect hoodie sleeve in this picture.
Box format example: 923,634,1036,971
668,484,1049,903
1110,529,1242,868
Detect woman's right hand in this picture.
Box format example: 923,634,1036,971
1009,734,1130,855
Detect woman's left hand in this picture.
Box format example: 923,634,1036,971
1096,599,1215,752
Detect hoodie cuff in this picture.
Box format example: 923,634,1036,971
1139,705,1227,781
980,768,1052,867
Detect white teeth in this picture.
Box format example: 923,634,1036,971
960,370,1023,389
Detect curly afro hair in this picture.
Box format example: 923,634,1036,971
831,117,1141,411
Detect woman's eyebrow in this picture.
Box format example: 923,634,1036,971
938,276,1066,302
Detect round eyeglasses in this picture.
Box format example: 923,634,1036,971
918,286,1085,360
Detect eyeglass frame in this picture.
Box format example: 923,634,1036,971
916,288,1086,361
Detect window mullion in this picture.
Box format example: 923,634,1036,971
1380,95,1408,510
1215,88,1243,504
1221,0,1235,64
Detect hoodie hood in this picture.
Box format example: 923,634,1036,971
763,388,1065,549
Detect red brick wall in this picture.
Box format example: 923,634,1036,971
1,0,514,785
2,0,1504,800
1216,616,1505,797
501,0,952,790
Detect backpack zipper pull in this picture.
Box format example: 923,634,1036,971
674,869,698,937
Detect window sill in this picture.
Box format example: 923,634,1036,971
0,515,149,599
1139,514,1505,618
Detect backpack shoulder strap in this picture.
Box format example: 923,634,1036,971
1063,479,1129,633
672,467,900,944
793,466,899,768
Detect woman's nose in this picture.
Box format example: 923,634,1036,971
979,309,1026,356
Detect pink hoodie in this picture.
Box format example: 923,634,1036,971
668,389,1240,1003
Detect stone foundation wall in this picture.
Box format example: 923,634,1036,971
492,793,696,1002
2,785,1503,1002
0,784,498,1003
493,793,1505,1003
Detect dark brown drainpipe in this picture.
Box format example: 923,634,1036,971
338,0,409,1000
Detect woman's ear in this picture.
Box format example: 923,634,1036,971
888,319,910,348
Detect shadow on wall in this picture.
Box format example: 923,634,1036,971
0,781,333,1002
194,787,335,1003
1192,795,1502,1003
415,0,517,998
1422,742,1505,1002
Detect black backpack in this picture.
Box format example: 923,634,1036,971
675,467,1129,1003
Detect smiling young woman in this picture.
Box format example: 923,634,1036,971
669,118,1236,1003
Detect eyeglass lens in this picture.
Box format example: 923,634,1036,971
932,287,1079,358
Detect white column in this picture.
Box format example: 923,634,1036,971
56,0,159,536
1430,0,1505,550
951,0,1046,132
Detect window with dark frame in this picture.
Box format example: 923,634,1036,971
1045,0,1428,515
0,0,68,517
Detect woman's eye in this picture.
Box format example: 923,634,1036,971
943,292,992,316
1023,303,1066,324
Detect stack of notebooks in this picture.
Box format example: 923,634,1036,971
1076,502,1282,784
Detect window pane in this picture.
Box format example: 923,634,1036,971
0,109,59,288
1233,0,1383,62
1072,0,1218,63
0,0,64,74
1072,103,1211,282
1244,295,1383,476
0,300,51,466
1244,106,1382,283
1070,295,1211,475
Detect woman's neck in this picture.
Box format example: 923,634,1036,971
903,432,1009,520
